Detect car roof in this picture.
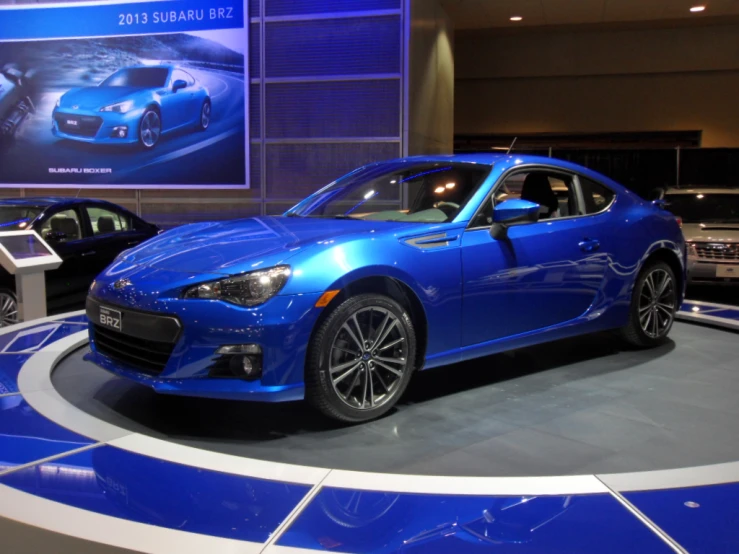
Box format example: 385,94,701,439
376,153,625,190
0,197,124,209
665,187,739,195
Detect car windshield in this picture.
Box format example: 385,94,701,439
665,193,739,224
287,161,492,223
101,67,169,88
0,206,43,230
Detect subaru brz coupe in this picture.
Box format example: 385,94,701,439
86,155,685,422
52,65,210,149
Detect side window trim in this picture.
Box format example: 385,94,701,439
467,165,579,230
466,165,616,231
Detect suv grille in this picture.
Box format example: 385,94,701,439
93,324,175,375
695,243,739,261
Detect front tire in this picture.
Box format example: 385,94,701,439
306,294,416,423
139,107,161,149
620,261,677,347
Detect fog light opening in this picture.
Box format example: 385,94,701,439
111,126,128,138
228,354,261,380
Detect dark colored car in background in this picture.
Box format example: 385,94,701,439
0,197,159,326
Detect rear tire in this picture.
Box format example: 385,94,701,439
305,294,416,423
620,261,677,348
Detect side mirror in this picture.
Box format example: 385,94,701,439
172,79,187,92
44,231,67,242
490,198,540,239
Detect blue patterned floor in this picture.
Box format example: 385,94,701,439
0,306,738,552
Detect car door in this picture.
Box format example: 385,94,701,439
35,206,98,309
162,69,192,130
460,168,613,346
83,204,152,274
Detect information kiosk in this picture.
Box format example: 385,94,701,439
0,230,62,322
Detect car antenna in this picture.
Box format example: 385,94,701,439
75,188,81,198
506,137,518,155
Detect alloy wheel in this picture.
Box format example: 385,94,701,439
329,306,408,410
140,111,161,147
638,268,675,339
0,292,18,327
201,102,211,129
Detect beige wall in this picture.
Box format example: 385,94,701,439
408,0,454,155
455,21,739,147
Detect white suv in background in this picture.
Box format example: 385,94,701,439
664,188,739,285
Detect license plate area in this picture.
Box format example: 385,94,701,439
99,306,122,332
716,265,739,278
66,119,79,126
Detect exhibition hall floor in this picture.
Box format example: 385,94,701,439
1,301,738,553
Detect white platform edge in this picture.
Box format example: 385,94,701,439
9,311,739,498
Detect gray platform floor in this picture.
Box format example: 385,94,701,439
52,321,739,477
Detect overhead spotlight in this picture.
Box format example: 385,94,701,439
510,15,523,21
690,5,706,12
434,186,445,194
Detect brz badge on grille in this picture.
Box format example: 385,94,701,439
113,278,133,290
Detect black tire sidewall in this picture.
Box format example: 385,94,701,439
628,261,677,346
307,294,416,423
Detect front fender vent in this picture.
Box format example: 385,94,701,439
403,233,458,250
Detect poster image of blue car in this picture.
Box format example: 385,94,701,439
0,1,247,187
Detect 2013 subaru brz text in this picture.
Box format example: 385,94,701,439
85,155,685,422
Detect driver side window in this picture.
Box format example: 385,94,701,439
471,170,581,228
39,209,82,242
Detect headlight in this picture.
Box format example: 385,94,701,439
687,242,698,257
100,100,134,114
184,266,291,306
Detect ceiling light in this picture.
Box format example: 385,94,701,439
510,15,523,21
445,182,456,189
434,186,445,194
690,5,706,12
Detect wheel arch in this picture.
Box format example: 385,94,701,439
308,275,429,374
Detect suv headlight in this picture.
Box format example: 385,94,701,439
100,100,134,114
184,266,291,306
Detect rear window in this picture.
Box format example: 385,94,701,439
0,206,42,230
665,193,739,224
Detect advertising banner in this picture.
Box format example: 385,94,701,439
0,0,248,187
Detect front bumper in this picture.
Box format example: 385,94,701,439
52,106,143,145
687,258,739,285
85,291,325,402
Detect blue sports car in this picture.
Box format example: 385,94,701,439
85,155,685,422
52,64,210,149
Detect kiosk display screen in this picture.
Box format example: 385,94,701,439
0,234,54,260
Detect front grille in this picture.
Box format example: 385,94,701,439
93,324,175,375
695,243,739,261
55,113,103,137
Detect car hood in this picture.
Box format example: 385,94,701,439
118,216,411,274
59,87,141,110
683,223,739,242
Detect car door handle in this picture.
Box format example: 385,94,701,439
578,238,600,252
81,250,96,257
